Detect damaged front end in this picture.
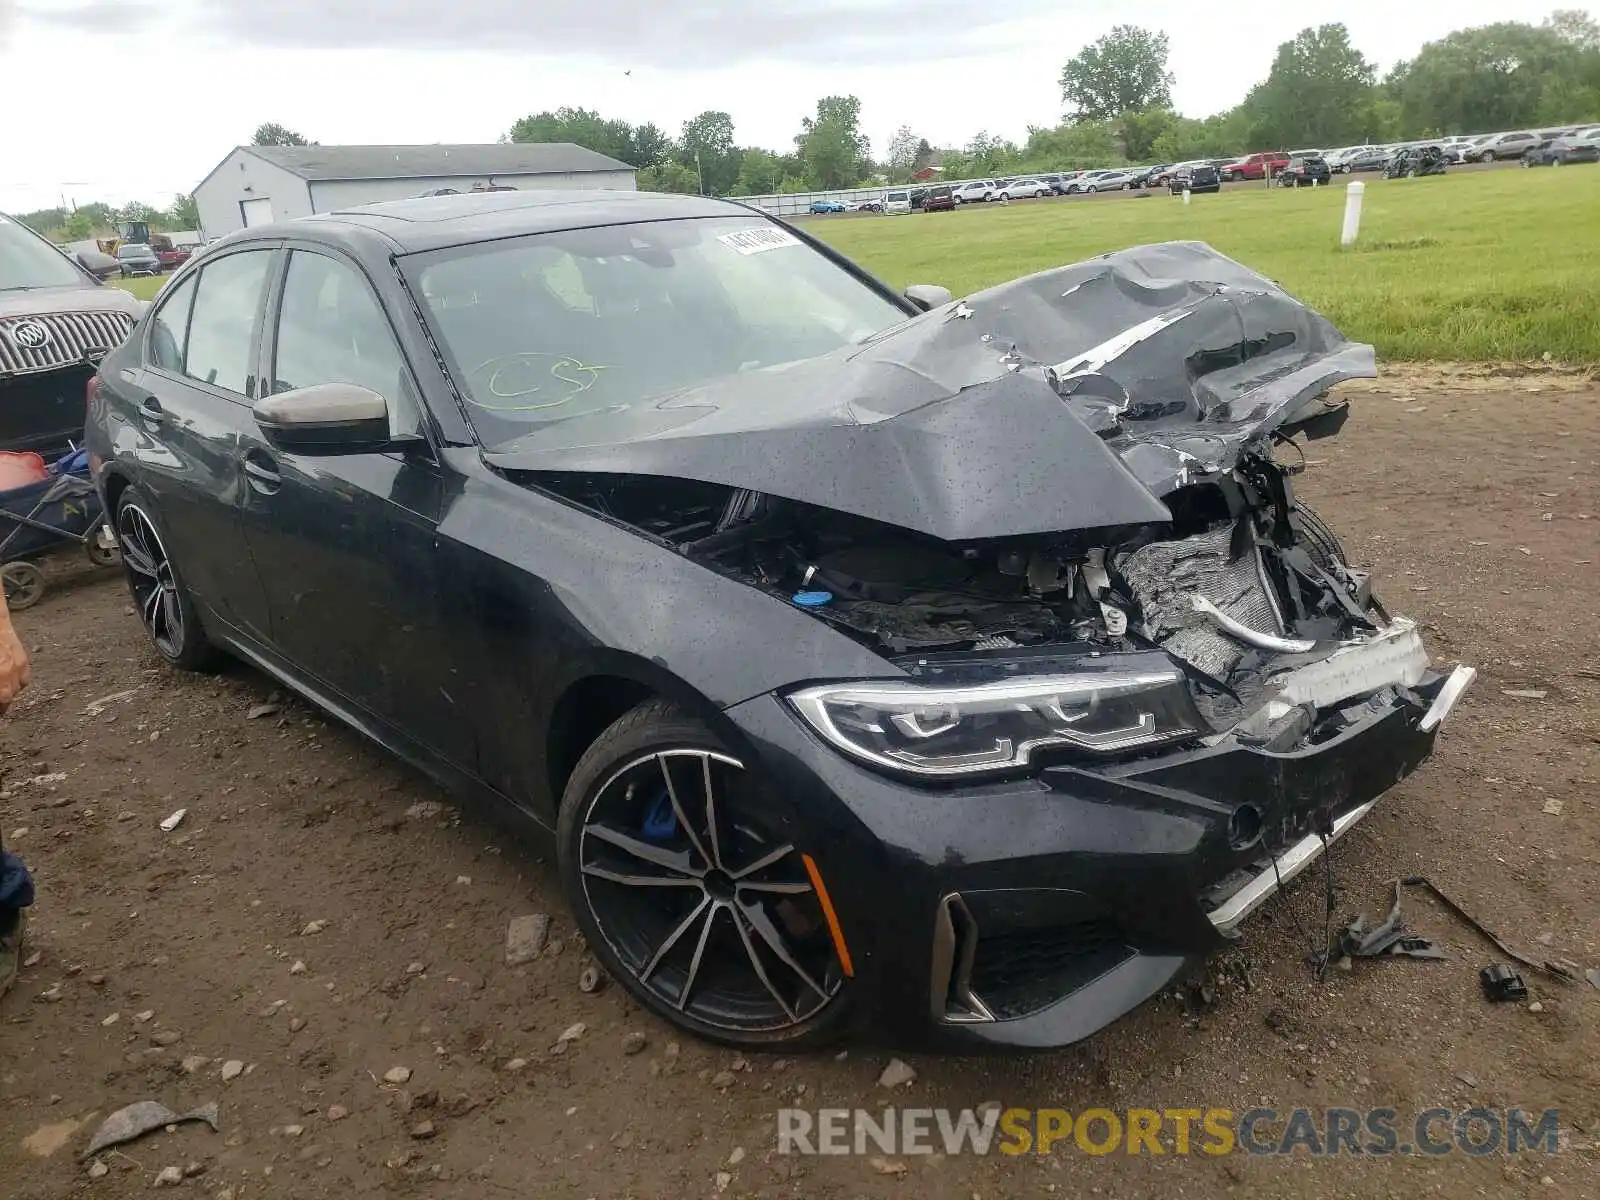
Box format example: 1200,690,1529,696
488,242,1474,1040
496,241,1472,778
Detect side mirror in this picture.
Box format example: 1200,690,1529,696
76,248,118,278
904,283,953,311
253,382,407,455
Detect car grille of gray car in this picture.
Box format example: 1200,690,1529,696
0,310,135,377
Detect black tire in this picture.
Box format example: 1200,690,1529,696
558,699,854,1049
1480,151,1495,163
114,486,217,670
1291,503,1349,573
1,562,46,611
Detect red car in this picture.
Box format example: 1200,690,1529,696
1220,151,1289,181
156,247,191,271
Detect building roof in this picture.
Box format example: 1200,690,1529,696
242,142,634,182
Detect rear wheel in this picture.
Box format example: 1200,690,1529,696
558,700,854,1049
115,487,216,670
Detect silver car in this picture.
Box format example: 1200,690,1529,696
1076,169,1139,192
996,178,1052,200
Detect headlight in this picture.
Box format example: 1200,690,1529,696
787,669,1202,778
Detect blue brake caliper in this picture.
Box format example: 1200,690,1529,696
640,788,679,841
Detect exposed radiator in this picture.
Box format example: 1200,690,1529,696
1114,522,1286,678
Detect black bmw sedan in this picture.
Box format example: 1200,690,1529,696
85,191,1475,1051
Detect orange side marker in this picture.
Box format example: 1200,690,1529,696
801,853,855,978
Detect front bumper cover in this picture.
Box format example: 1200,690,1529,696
722,666,1467,1051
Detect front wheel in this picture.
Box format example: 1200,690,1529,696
558,700,854,1049
115,487,217,670
1480,151,1495,162
1085,185,1098,193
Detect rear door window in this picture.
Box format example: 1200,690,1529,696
184,250,274,396
147,273,197,373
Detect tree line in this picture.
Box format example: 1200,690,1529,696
14,10,1596,237
508,10,1599,193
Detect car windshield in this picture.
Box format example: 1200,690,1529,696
408,216,910,450
0,215,86,290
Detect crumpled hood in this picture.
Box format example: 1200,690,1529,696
485,241,1375,541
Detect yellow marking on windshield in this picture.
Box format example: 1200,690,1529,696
468,352,613,413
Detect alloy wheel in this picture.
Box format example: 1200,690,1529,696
117,503,184,658
577,748,845,1034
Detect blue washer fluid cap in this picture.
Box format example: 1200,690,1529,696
792,590,834,608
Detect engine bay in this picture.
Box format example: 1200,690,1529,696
529,443,1391,735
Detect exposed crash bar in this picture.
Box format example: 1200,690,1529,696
1208,799,1378,932
1190,594,1316,653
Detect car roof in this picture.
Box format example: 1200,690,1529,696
234,189,758,255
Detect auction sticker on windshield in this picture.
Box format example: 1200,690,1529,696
718,227,801,255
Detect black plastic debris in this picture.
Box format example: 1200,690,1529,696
1480,964,1529,1003
1396,876,1576,983
1332,879,1446,965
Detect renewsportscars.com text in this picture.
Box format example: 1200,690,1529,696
776,1106,1560,1157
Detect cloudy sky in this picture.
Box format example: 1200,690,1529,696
0,0,1543,213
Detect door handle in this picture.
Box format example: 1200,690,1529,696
138,396,164,425
243,449,282,495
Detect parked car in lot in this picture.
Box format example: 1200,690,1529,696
1522,133,1600,166
115,243,161,277
1437,135,1485,163
1037,173,1069,194
1277,153,1332,187
953,181,996,203
1464,131,1537,161
1168,162,1221,194
1327,146,1389,173
807,200,847,214
1063,170,1132,193
83,190,1475,1051
996,178,1051,200
1220,152,1288,181
922,185,955,212
851,198,884,213
884,190,912,214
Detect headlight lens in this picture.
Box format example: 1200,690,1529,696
787,670,1201,778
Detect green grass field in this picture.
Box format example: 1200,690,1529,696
806,168,1600,363
109,274,168,301
105,168,1598,361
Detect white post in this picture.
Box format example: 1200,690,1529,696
1341,181,1365,248
1182,188,1191,205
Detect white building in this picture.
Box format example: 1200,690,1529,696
193,143,637,240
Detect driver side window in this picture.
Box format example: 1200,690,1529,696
272,251,422,437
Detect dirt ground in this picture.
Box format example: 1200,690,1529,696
2,375,1597,1199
